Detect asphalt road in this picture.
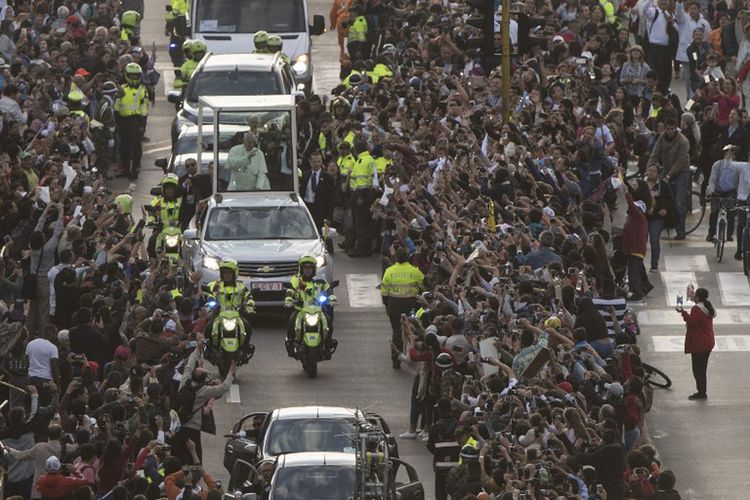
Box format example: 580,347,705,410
122,2,750,498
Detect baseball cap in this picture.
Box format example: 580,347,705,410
74,68,90,77
604,382,624,397
45,456,61,473
165,319,177,332
558,381,574,393
114,345,131,360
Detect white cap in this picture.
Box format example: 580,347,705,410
165,319,177,331
543,206,555,218
45,456,61,473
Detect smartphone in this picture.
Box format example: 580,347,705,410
568,267,578,275
685,99,695,111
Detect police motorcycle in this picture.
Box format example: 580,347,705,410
203,259,256,379
145,174,184,259
284,256,338,379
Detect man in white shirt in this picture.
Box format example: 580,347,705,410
25,326,60,388
674,0,711,96
644,0,675,93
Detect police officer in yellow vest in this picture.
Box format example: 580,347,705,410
207,258,256,317
346,4,369,62
372,55,394,80
67,88,90,127
120,10,141,45
147,174,182,256
174,40,205,89
336,141,356,176
115,62,149,179
348,139,378,257
381,248,424,368
165,0,189,36
372,145,392,176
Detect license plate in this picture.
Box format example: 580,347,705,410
251,282,283,292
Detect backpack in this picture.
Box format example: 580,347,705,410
174,382,201,424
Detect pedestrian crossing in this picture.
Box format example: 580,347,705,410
345,273,383,309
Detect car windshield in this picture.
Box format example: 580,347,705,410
205,207,318,241
266,418,357,456
175,130,248,156
195,0,306,34
271,465,356,500
186,71,281,103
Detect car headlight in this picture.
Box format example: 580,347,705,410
315,255,326,268
292,54,309,76
165,235,180,247
304,314,319,327
203,256,219,270
222,318,238,331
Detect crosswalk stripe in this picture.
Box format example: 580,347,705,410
664,255,710,273
717,273,750,306
346,274,383,309
661,271,698,307
639,308,750,325
651,335,750,352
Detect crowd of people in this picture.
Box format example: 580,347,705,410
299,0,750,497
0,1,246,499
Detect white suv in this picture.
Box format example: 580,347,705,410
169,53,295,145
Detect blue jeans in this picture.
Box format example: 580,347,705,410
591,338,614,359
648,218,664,270
671,170,690,236
624,426,641,452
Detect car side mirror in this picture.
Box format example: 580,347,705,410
167,90,183,104
184,229,198,240
155,157,168,173
311,15,325,36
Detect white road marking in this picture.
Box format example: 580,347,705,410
346,274,383,308
651,335,750,352
639,308,750,325
661,271,698,306
717,272,750,306
155,62,177,95
664,255,710,273
226,384,241,403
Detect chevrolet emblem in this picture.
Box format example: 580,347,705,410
258,265,275,273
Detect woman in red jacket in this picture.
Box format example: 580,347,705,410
677,287,716,400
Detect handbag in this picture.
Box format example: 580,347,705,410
21,246,43,300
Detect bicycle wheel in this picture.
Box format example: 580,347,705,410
717,220,725,263
643,362,672,388
685,191,706,235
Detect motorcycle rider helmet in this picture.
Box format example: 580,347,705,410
435,352,453,369
219,259,239,282
121,10,140,29
124,62,142,83
161,173,179,199
114,194,133,215
191,40,207,59
298,255,317,278
67,89,84,102
254,30,269,50
267,35,283,52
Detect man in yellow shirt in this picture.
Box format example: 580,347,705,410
381,248,424,368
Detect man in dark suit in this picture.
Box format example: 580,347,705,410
301,150,334,230
723,108,750,162
178,159,212,230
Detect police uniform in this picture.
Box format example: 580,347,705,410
381,261,424,367
115,80,149,178
348,150,378,256
174,58,197,89
208,280,255,315
347,13,369,61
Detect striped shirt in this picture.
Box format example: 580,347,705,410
592,297,627,337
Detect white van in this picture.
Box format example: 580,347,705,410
190,0,325,91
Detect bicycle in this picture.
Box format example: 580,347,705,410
642,362,672,389
711,195,734,263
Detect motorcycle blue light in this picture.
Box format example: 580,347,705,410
318,295,328,304
206,300,217,308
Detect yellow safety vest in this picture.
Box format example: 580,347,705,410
375,157,391,175
458,437,479,465
115,84,148,117
171,0,189,16
70,109,90,125
337,153,356,175
343,131,355,146
174,59,198,88
349,151,376,190
599,0,617,25
349,16,367,42
209,281,255,312
372,63,393,79
318,132,328,160
381,262,424,298
366,70,379,84
147,197,181,226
